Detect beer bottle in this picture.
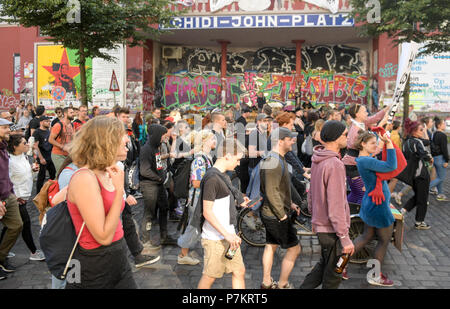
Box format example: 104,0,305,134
335,253,350,274
225,233,241,260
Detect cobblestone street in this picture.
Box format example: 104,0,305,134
1,165,449,289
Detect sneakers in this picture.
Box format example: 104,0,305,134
143,241,162,251
135,254,160,268
415,222,431,230
175,202,185,217
261,278,278,289
277,282,294,289
0,269,7,280
0,260,16,273
368,273,394,287
161,235,178,246
7,252,15,258
342,268,349,280
436,194,450,202
29,250,45,261
178,253,200,265
429,188,438,195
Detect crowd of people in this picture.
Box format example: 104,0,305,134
0,99,448,289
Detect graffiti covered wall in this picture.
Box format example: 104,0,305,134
158,45,368,109
162,71,368,109
0,88,20,110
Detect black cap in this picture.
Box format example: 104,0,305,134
39,116,51,122
320,120,346,143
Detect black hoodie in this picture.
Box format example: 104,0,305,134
139,124,168,184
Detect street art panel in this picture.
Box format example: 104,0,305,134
161,71,368,109
36,44,92,109
159,44,368,109
164,45,367,76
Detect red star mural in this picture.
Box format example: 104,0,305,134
43,48,80,80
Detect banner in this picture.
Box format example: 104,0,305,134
36,44,92,109
410,48,450,113
387,42,421,123
303,0,339,14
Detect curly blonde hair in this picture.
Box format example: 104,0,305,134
69,116,125,171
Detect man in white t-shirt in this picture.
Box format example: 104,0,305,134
197,138,249,289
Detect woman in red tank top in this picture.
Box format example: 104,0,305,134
65,116,136,289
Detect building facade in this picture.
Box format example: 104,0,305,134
0,0,402,113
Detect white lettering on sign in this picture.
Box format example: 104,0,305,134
161,14,354,30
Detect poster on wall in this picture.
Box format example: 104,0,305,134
36,44,92,109
92,44,125,109
410,48,450,113
14,54,20,93
24,62,34,79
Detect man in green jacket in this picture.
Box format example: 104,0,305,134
260,127,301,289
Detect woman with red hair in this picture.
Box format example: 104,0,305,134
396,118,433,230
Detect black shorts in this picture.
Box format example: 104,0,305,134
261,215,299,249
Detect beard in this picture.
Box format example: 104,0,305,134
0,133,10,142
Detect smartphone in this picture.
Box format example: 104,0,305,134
246,197,262,208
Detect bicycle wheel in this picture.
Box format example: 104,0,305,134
348,217,376,264
238,207,266,247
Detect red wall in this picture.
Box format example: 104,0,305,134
0,25,148,111
374,33,399,95
0,26,48,110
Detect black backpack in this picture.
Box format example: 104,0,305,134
173,155,210,199
40,201,84,280
173,158,194,199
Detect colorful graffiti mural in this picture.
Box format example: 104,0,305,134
162,71,368,109
158,44,368,109
164,45,367,76
0,88,19,110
